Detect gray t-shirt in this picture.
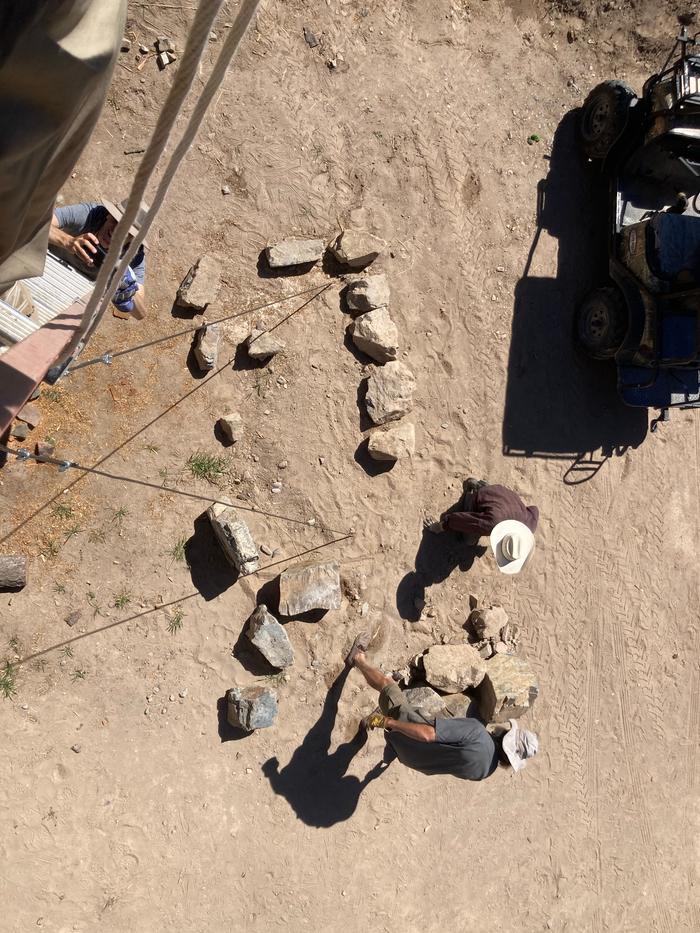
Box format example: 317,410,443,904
52,202,146,285
387,717,499,781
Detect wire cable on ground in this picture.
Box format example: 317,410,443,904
0,285,333,548
68,283,330,373
11,533,354,669
0,442,352,536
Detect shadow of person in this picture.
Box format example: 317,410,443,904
502,109,647,476
261,666,390,827
396,494,486,622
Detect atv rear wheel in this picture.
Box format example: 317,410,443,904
576,287,628,359
579,81,636,160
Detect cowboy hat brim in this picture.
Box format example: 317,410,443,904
489,519,535,575
101,197,148,247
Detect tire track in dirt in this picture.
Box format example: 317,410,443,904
611,621,672,933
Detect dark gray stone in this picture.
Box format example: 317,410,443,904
245,605,293,669
227,685,278,730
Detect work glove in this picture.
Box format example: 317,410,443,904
112,267,138,312
363,712,388,730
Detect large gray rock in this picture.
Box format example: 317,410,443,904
423,644,487,693
207,501,259,575
478,654,539,724
331,230,385,269
177,254,221,310
442,693,471,718
403,686,447,719
351,307,399,363
365,361,416,425
193,323,220,371
278,561,341,616
245,605,293,669
0,555,27,591
266,238,324,268
367,422,415,462
219,412,243,443
247,327,286,361
346,273,390,312
470,605,508,641
226,685,278,730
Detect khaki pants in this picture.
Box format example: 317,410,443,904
379,682,437,726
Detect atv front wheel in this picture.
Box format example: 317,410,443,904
576,287,628,359
579,81,636,161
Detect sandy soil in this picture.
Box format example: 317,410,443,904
1,1,698,930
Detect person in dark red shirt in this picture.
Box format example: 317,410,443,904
428,479,539,575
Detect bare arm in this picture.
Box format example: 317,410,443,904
48,213,99,266
385,718,436,742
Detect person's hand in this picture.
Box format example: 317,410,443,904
424,517,445,535
363,712,388,730
70,232,99,266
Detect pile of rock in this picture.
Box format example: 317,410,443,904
467,604,520,660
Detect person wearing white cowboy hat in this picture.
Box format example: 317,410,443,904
500,719,539,771
427,479,539,575
48,197,149,320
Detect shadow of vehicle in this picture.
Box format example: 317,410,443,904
261,666,390,827
502,110,647,482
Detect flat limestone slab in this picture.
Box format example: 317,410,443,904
278,561,341,616
266,238,324,267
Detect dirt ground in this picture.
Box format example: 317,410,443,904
1,0,698,930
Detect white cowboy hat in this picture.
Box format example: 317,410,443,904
100,197,150,247
501,719,539,771
489,519,535,575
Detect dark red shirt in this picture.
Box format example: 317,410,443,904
443,484,539,536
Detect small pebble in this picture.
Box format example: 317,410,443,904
245,767,252,774
169,694,175,702
209,31,218,40
252,454,259,462
271,482,282,493
161,708,167,715
318,457,325,465
441,422,448,429
139,44,151,53
153,686,160,693
307,518,316,526
21,704,28,710
277,460,288,469
70,744,81,754
276,376,287,386
178,689,188,698
144,708,150,716
221,185,231,195
260,544,273,556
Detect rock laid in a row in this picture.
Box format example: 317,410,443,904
423,643,487,693
479,654,540,722
442,693,471,718
331,230,385,269
207,501,259,575
0,555,27,591
470,605,508,641
219,412,243,443
346,273,390,312
403,686,446,719
193,323,220,371
227,685,277,731
177,254,221,311
351,307,399,363
367,422,415,462
244,604,293,669
266,238,324,268
17,403,41,428
247,327,285,361
278,561,341,616
35,440,56,461
478,654,539,723
365,361,415,425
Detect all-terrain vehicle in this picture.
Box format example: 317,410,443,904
577,27,700,430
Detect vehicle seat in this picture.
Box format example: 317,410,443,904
646,212,700,288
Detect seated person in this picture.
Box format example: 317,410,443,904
48,198,148,320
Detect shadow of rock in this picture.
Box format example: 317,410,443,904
216,694,253,742
353,437,395,477
261,666,389,827
232,626,279,676
169,297,199,320
185,341,210,380
231,340,265,372
255,576,281,614
185,511,238,601
502,109,647,473
356,378,374,432
213,419,234,447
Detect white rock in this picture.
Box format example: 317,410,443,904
423,644,487,693
351,307,399,363
367,422,415,461
346,273,390,311
331,230,385,268
470,605,508,640
218,412,243,443
247,327,286,361
278,561,342,616
193,323,220,371
207,500,259,575
266,238,324,267
365,361,416,424
177,254,221,311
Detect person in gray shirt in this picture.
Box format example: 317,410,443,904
346,634,537,780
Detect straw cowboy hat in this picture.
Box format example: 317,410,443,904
501,719,539,771
489,519,535,575
101,197,150,246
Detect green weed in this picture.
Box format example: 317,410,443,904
186,451,226,483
